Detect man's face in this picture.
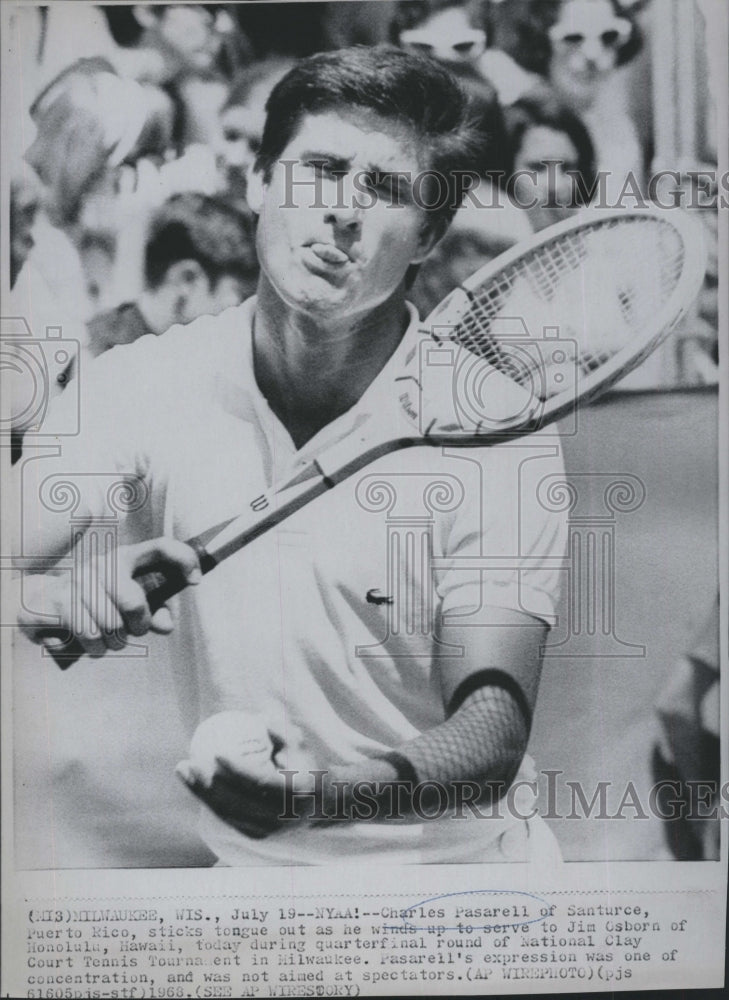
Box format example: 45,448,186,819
247,110,441,321
513,125,580,230
152,5,233,73
216,103,265,200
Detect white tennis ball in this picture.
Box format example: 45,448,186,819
185,711,273,788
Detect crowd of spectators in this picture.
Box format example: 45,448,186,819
7,0,719,426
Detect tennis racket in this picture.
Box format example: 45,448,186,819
48,207,707,666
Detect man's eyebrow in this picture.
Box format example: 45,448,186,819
298,149,351,171
298,151,413,180
297,151,416,200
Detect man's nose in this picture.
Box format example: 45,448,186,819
581,38,603,64
323,174,362,230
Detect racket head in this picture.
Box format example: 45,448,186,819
420,207,708,439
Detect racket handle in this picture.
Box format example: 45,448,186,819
42,631,88,669
48,540,215,670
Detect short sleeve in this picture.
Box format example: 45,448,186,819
435,435,568,626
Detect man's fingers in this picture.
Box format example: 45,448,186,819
66,600,109,658
83,588,127,651
124,538,202,584
113,575,153,637
150,606,174,634
176,761,284,833
17,536,203,661
18,594,107,657
113,537,202,636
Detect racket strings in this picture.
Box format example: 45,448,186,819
450,216,687,400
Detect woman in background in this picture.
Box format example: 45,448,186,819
410,88,596,316
504,90,597,232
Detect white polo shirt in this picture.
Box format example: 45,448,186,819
21,298,567,866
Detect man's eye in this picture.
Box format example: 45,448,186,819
452,41,475,54
308,160,337,178
363,173,397,201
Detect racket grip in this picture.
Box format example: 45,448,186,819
42,631,88,669
48,540,214,670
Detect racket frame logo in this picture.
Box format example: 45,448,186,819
417,321,580,439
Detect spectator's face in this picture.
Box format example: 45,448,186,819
548,0,630,106
247,109,439,321
513,124,580,230
217,103,266,200
152,5,234,73
398,6,486,65
216,67,292,202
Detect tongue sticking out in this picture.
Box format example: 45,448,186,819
309,243,349,265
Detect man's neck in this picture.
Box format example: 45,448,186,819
252,275,411,449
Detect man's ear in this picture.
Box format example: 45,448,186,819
411,216,449,266
245,166,265,215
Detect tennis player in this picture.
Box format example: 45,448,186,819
17,46,567,865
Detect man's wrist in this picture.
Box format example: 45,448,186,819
315,757,411,823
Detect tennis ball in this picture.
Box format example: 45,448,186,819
185,711,273,788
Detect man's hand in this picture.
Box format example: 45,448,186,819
177,757,291,840
176,711,290,840
177,759,396,840
17,538,201,659
176,729,403,840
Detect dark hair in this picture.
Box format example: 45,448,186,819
144,192,258,290
254,45,493,228
482,0,642,77
504,90,596,200
386,5,508,179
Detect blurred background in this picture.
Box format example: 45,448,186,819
5,0,720,388
4,1,723,866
